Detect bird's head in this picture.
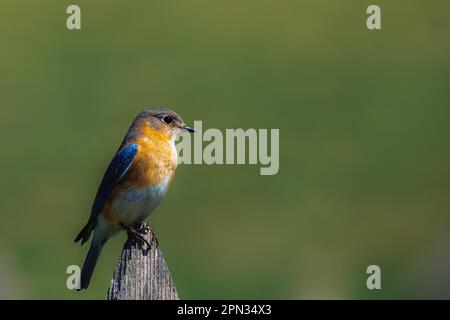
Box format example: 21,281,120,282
132,108,195,143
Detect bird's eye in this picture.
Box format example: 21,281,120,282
161,116,173,125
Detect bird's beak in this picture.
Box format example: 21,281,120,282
183,125,196,133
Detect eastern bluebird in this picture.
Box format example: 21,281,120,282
75,108,195,289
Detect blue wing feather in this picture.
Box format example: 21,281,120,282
75,143,138,244
90,143,139,221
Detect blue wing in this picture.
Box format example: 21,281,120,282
91,143,139,219
75,143,138,244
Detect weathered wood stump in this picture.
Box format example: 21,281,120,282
106,223,179,300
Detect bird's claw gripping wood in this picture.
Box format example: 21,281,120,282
106,223,178,300
137,222,159,247
151,228,159,247
120,222,153,250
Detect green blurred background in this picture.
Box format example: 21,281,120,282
0,0,449,299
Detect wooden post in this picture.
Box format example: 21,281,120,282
106,223,179,300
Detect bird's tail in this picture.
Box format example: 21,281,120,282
79,240,105,290
74,222,94,245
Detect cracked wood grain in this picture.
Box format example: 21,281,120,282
106,223,179,300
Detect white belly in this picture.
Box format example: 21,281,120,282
110,176,170,226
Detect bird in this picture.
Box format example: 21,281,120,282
74,108,195,290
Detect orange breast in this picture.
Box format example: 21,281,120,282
123,127,177,188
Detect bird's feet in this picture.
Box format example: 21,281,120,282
120,222,158,250
136,222,159,247
150,228,159,247
129,229,152,250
